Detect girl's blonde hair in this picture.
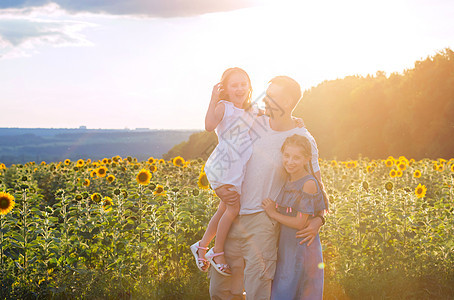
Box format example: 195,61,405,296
281,134,329,211
281,134,312,160
219,67,253,110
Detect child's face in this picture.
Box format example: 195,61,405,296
282,145,310,177
225,72,250,107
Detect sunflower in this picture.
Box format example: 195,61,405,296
389,169,397,178
385,181,393,191
107,175,115,183
86,159,92,164
82,178,90,187
172,156,185,167
147,157,156,164
198,172,210,189
40,161,46,166
398,156,409,165
330,160,338,167
396,170,403,177
415,183,427,198
0,163,5,170
96,166,108,178
432,163,438,171
409,159,415,165
149,165,157,173
413,170,422,178
0,192,15,215
91,193,102,203
153,184,167,196
92,162,100,168
437,164,444,172
90,170,97,178
136,168,152,185
102,158,109,164
64,159,71,165
451,164,454,173
102,197,113,212
158,159,165,164
397,163,406,171
385,159,394,167
76,159,84,167
366,166,374,173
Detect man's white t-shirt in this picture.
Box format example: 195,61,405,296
239,115,320,215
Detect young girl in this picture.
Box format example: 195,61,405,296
190,67,257,276
262,134,327,299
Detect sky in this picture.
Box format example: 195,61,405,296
0,0,453,130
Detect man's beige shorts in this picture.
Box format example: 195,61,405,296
209,211,280,300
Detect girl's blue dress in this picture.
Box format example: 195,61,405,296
271,174,326,300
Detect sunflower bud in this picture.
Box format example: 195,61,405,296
385,181,393,192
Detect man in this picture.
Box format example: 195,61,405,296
209,76,326,299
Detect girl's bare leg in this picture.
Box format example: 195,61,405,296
198,201,227,269
212,201,240,268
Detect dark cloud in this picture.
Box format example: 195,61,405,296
0,0,260,17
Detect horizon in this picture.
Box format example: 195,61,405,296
1,0,453,129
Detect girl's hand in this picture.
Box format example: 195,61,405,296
292,116,305,128
262,198,277,216
211,82,223,103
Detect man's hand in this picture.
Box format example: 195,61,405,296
261,198,277,217
291,116,305,128
295,217,322,246
215,185,240,206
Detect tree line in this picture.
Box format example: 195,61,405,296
164,48,454,160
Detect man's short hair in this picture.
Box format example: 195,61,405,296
269,76,302,108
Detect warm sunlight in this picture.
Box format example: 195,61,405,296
0,1,453,299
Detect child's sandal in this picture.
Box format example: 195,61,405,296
205,248,231,277
190,241,210,272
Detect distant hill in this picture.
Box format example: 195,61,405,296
164,48,454,160
0,128,198,165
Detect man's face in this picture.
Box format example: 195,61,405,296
263,83,286,118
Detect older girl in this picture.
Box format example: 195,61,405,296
262,134,327,299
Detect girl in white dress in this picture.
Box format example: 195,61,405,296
191,67,257,276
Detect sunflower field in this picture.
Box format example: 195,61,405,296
0,156,453,299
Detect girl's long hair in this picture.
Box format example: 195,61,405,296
281,134,329,210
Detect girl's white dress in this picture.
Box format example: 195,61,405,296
204,100,258,194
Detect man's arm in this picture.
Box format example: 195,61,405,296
296,217,323,245
313,170,329,217
214,185,240,206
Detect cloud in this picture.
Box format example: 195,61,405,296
0,3,95,59
0,0,260,17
